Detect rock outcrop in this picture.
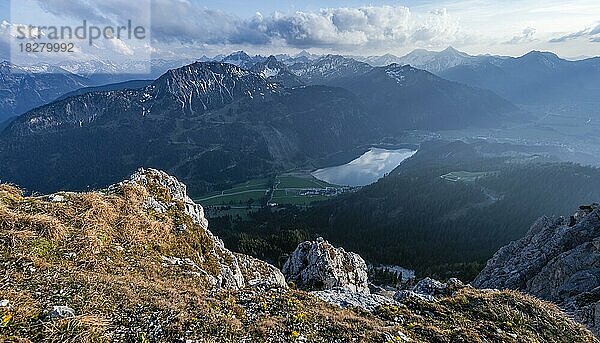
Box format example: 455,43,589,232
314,277,469,312
394,277,467,303
44,168,284,292
283,238,471,313
124,168,247,290
235,253,288,289
123,168,209,229
311,289,397,312
282,238,369,294
474,203,600,336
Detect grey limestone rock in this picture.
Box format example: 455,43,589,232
474,204,600,336
283,238,369,294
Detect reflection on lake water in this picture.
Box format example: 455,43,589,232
312,148,417,186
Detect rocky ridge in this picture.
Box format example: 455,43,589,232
474,203,600,337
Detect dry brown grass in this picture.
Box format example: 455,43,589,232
38,315,110,343
0,184,23,204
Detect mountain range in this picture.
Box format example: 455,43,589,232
0,59,197,123
0,62,372,194
0,61,89,123
357,47,480,73
3,46,599,124
250,55,304,87
358,47,600,106
0,54,520,194
2,46,599,194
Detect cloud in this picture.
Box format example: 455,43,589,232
412,9,460,45
149,1,261,44
28,1,462,50
262,6,461,48
263,6,414,47
550,23,600,43
35,0,151,26
505,27,537,44
105,38,135,55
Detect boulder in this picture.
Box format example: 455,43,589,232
312,288,397,312
394,277,467,303
235,253,288,289
49,306,76,319
394,290,435,303
282,238,369,293
413,277,447,297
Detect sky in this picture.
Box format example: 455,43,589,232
1,0,599,63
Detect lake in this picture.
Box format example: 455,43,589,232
312,148,417,186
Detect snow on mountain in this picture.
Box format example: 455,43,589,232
385,65,409,85
356,54,402,67
288,54,372,84
221,51,264,70
394,47,478,74
0,61,89,122
250,56,303,87
57,60,122,77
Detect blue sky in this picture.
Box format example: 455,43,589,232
1,0,599,62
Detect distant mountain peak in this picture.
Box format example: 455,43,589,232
158,61,266,88
522,50,561,60
147,61,281,115
296,50,314,58
384,63,413,71
164,61,249,78
321,54,343,59
442,46,459,53
518,51,563,69
225,51,252,59
250,56,304,87
394,47,476,73
317,54,366,65
220,51,260,69
383,63,428,85
440,46,472,58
